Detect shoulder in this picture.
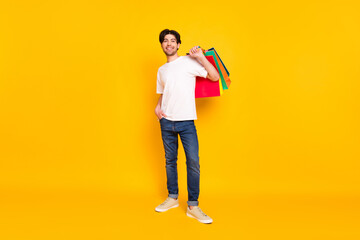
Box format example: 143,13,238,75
183,55,201,65
178,56,200,67
181,55,193,62
158,64,167,72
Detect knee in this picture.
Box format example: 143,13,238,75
186,157,200,172
165,155,177,166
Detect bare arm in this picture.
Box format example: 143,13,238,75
189,46,220,82
155,94,167,120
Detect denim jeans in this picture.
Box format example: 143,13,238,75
159,118,200,206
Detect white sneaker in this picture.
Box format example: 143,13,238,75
186,206,213,224
155,197,179,212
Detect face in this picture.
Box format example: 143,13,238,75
161,34,180,56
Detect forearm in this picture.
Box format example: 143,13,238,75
156,94,163,109
155,94,167,119
197,56,220,82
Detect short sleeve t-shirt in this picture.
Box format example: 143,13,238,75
156,56,208,121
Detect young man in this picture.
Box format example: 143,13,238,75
154,29,219,224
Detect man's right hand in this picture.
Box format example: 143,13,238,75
155,106,167,120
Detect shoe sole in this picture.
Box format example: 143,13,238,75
186,212,213,224
155,203,179,212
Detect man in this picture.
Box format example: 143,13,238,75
154,29,219,224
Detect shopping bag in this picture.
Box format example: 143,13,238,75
206,48,231,88
188,46,231,98
195,54,223,98
204,50,230,89
208,48,229,76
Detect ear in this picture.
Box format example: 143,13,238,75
177,43,180,50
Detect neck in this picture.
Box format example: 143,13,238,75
166,53,180,63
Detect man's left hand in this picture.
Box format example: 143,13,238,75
189,46,204,59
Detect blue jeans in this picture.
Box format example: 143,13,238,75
159,118,200,206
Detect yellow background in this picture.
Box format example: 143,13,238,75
0,0,359,239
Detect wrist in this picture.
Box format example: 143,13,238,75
196,54,206,64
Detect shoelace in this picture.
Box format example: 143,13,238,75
194,207,208,217
160,198,171,206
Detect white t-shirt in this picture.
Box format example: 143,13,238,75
156,56,208,121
